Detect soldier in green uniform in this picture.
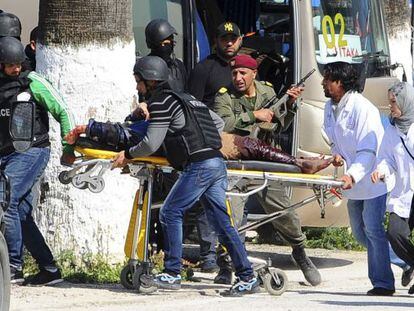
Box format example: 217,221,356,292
214,54,322,286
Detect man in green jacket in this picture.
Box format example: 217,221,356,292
0,36,75,286
214,54,322,286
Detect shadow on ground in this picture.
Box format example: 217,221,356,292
182,244,353,270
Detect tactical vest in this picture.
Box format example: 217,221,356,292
167,59,186,93
0,72,49,156
162,90,222,170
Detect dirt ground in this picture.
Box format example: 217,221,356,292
10,244,414,311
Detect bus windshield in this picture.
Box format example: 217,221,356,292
312,0,390,77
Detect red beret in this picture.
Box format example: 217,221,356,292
231,54,257,70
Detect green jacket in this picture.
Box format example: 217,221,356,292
213,80,295,136
29,71,75,154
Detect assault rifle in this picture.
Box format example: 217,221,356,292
254,68,316,135
262,68,316,118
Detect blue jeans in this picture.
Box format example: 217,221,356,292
159,157,253,280
1,147,55,270
347,194,395,290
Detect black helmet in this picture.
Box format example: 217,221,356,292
0,37,26,64
133,56,169,81
0,12,21,38
145,19,177,49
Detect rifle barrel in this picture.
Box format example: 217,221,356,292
298,68,316,86
262,68,316,110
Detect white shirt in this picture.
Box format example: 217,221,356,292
376,123,414,218
323,91,387,200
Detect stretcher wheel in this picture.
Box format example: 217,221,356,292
72,175,88,189
132,265,143,289
120,265,135,289
136,274,157,294
132,266,157,294
58,171,72,184
263,268,287,296
87,177,105,193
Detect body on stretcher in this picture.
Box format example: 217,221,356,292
58,141,344,295
60,144,344,219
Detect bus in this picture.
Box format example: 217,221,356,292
6,0,400,226
132,0,398,226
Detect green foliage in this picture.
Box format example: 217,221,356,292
23,250,123,284
303,227,365,251
150,250,165,274
24,249,193,283
22,254,39,276
58,251,122,283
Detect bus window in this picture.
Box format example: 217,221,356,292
132,0,184,60
312,0,390,78
252,1,293,95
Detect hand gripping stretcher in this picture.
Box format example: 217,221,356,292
59,143,344,295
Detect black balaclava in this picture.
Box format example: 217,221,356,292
151,44,174,64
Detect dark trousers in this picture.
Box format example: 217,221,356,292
243,180,306,247
183,203,216,262
387,202,414,267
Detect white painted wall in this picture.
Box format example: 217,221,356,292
35,41,138,261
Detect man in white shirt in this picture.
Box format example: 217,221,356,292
322,61,395,296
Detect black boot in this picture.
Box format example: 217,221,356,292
291,246,321,286
402,266,414,287
214,251,233,285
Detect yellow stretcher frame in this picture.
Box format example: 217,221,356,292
58,146,344,295
76,147,169,165
62,147,343,257
75,146,342,187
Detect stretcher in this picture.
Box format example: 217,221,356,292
59,143,344,295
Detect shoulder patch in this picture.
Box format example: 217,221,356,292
218,87,228,94
264,81,273,87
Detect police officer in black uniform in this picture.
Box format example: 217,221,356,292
0,11,35,72
112,56,259,295
145,19,187,92
143,18,189,256
187,21,242,108
0,37,74,286
0,11,21,39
